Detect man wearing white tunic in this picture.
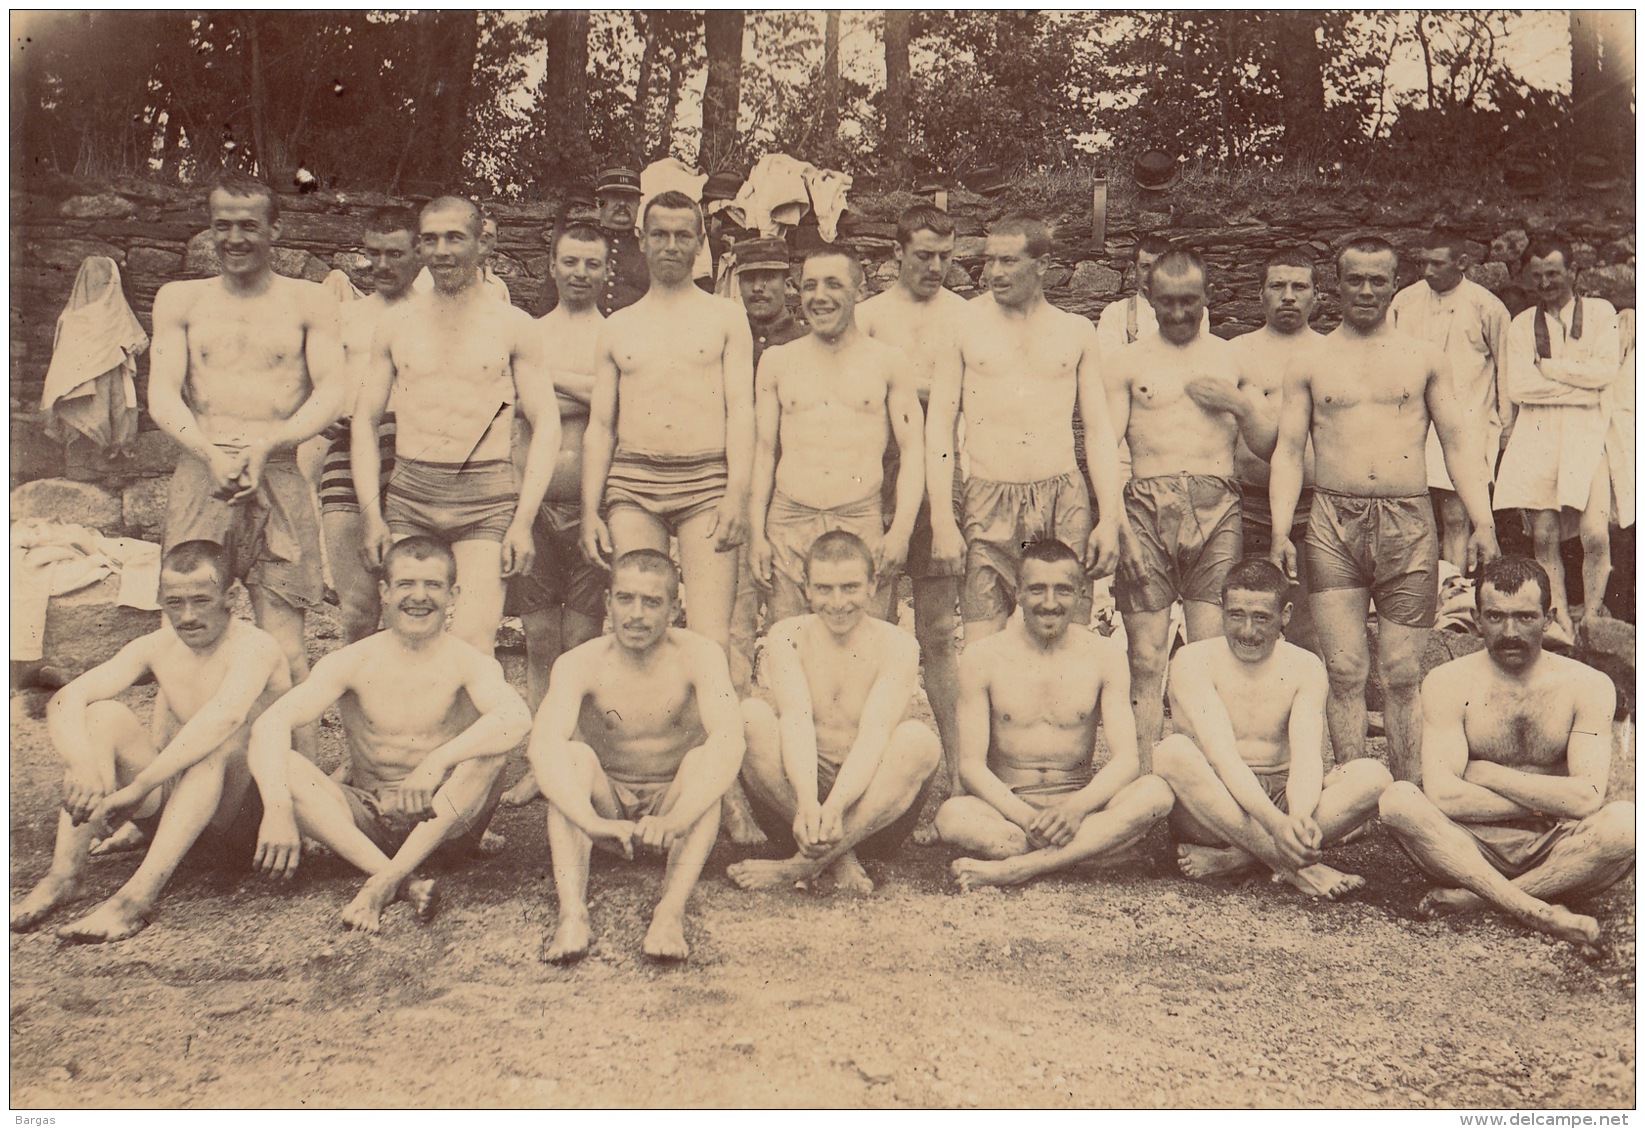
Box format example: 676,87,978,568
1494,236,1621,642
1390,230,1512,568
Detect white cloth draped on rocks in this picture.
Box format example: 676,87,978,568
40,256,147,453
11,521,161,662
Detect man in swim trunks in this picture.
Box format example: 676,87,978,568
934,539,1173,889
249,537,530,932
1389,228,1513,570
1380,556,1632,947
727,236,808,695
731,532,941,895
147,170,346,758
1154,558,1390,899
498,222,614,808
531,550,746,961
11,542,291,943
319,206,421,642
1106,248,1272,763
355,196,560,656
582,191,755,657
1270,235,1498,783
858,205,972,791
925,215,1124,643
750,249,924,624
1229,248,1323,650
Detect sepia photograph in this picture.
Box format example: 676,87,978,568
7,8,1636,1111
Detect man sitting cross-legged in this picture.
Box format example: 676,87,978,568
731,531,942,896
530,550,746,962
934,539,1174,890
11,542,291,942
1380,556,1633,948
248,537,531,932
1154,558,1391,900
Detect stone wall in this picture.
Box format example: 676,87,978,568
9,172,1636,500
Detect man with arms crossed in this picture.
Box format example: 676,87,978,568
249,537,530,932
1389,229,1513,570
934,540,1173,889
1154,558,1390,899
733,532,941,895
1230,249,1323,649
318,206,421,642
12,542,290,942
926,215,1124,643
530,550,745,962
1495,236,1622,644
582,191,755,658
750,249,924,623
1106,248,1272,763
1270,235,1498,783
1380,557,1632,947
499,223,613,808
147,171,346,756
355,196,560,656
858,204,971,792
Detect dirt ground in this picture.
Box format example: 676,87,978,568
8,603,1636,1109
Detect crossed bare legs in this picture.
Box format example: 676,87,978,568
728,701,940,895
1154,734,1389,900
935,776,1174,891
12,701,255,943
541,740,730,963
1379,783,1633,947
277,750,505,932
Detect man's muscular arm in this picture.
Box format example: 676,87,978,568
1268,362,1311,578
924,339,966,572
90,636,289,832
1168,648,1314,867
880,350,926,579
354,316,399,567
714,307,757,550
389,649,532,814
503,313,562,578
1463,673,1615,821
821,633,920,841
579,322,621,566
1075,324,1122,575
526,649,633,854
145,284,244,492
636,636,746,848
764,623,830,854
1281,657,1328,825
1419,668,1535,822
748,349,783,588
233,288,347,502
1103,354,1146,581
1426,346,1498,569
953,647,1039,832
46,637,158,824
1032,643,1141,848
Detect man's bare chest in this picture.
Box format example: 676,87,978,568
188,306,306,371
1464,695,1574,770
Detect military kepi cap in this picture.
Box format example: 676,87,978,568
732,237,790,274
595,167,642,195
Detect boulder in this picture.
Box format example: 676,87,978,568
121,476,171,541
1490,229,1529,265
1465,261,1511,295
27,238,123,271
126,245,181,279
1581,264,1635,311
1068,261,1122,296
41,572,161,678
10,478,121,532
58,193,137,220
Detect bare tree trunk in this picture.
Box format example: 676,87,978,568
883,10,910,186
819,11,840,146
657,52,685,160
1413,13,1437,111
1272,10,1326,162
562,9,591,169
243,13,271,178
701,10,744,169
431,10,480,187
635,13,658,154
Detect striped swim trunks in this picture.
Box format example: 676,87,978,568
318,414,396,515
384,456,518,544
602,447,728,531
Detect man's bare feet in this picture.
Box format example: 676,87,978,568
474,831,507,857
406,877,439,922
826,852,874,896
950,855,1036,891
89,821,147,856
1279,863,1365,900
541,914,591,963
721,786,767,845
500,775,542,808
642,908,689,961
340,873,400,933
727,856,818,890
1176,842,1255,880
1416,887,1486,917
10,873,81,932
912,823,941,846
56,895,151,944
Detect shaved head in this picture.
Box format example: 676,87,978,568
422,195,483,237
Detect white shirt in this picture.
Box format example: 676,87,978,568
1390,277,1512,432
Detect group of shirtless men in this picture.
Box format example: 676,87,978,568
12,170,1633,964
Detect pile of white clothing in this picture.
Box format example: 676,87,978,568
11,520,161,663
